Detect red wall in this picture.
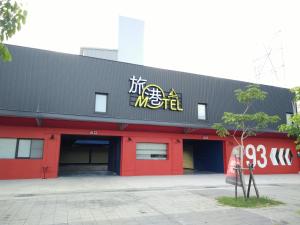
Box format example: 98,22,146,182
0,126,61,179
121,136,183,176
243,137,298,174
225,137,299,174
0,124,299,180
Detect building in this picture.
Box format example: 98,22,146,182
0,45,298,179
80,47,118,61
117,16,144,65
80,16,144,64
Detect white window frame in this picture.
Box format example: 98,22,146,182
0,138,17,159
95,93,108,113
30,140,44,159
0,138,44,159
136,143,168,160
296,101,300,114
17,139,31,158
198,103,207,120
286,112,293,125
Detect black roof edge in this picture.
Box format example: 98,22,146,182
0,109,284,134
4,44,290,91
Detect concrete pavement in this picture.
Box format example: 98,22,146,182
0,174,299,225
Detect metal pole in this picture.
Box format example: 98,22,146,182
235,167,238,199
250,167,260,198
246,164,252,198
238,167,247,199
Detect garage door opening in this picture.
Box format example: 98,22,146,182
183,140,224,174
59,135,121,176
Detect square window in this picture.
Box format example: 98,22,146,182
136,143,167,160
286,113,293,125
0,138,17,159
17,139,31,158
296,101,300,114
198,104,207,120
95,93,107,113
30,140,44,159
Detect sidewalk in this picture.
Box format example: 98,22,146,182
0,174,299,196
0,174,299,225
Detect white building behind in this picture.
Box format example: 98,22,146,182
80,16,144,65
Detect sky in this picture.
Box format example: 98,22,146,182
6,0,300,88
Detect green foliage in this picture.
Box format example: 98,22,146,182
291,87,300,101
212,123,229,137
216,196,284,208
278,87,300,150
213,85,280,146
0,0,27,62
234,84,267,104
0,42,11,60
221,112,279,130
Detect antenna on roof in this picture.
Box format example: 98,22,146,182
253,30,286,86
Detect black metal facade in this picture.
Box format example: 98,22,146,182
0,45,293,130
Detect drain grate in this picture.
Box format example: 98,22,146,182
14,194,36,197
203,186,218,188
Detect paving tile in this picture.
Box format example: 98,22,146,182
0,175,300,225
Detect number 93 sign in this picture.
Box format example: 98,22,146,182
244,144,294,170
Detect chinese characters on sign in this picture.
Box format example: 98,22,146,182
129,76,183,111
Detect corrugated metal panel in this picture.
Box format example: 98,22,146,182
0,45,294,131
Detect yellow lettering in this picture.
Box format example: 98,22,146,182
162,98,170,110
170,99,177,111
135,96,149,108
177,101,183,111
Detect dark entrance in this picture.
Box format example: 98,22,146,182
59,135,121,176
183,140,224,174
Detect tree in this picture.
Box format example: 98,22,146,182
279,87,300,150
0,0,27,62
212,84,280,149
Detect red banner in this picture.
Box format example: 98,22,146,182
226,145,243,186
